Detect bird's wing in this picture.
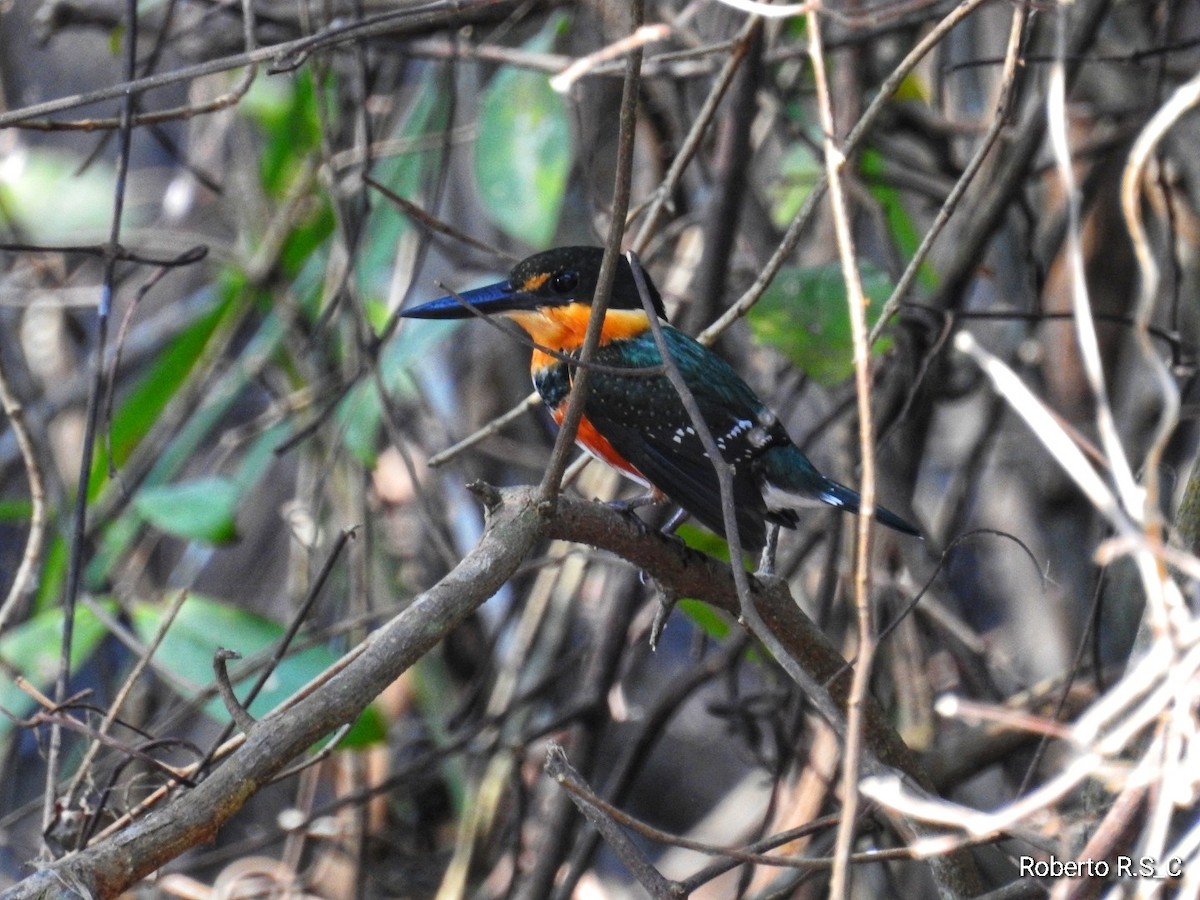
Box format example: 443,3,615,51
582,329,776,550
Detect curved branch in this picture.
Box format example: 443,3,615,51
542,489,922,779
7,486,978,897
6,485,543,899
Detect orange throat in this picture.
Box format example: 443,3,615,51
507,304,651,372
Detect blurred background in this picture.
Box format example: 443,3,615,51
1,0,1197,895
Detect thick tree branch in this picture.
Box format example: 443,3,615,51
5,486,543,899
6,487,979,897
542,489,924,780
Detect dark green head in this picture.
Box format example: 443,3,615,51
399,247,667,322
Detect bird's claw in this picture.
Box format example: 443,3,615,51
608,492,659,515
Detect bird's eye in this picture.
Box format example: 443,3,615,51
550,270,579,294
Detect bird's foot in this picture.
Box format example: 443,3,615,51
609,496,691,548
608,492,660,515
661,507,689,535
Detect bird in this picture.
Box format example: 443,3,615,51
400,246,919,551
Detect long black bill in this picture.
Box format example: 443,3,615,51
399,281,538,320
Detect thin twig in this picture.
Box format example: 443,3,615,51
0,358,48,635
63,589,191,810
0,0,519,129
952,332,1133,534
213,649,258,735
805,12,875,897
364,176,509,259
196,526,359,775
15,64,258,132
1046,14,1142,526
0,242,208,267
546,745,682,899
42,0,139,847
269,722,354,783
550,24,671,93
537,4,645,502
427,392,543,467
1118,66,1200,635
869,4,1029,345
710,0,815,16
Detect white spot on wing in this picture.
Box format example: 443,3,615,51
748,425,771,449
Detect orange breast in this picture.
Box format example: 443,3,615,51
508,303,656,490
550,405,651,489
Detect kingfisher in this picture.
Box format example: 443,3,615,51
400,246,919,551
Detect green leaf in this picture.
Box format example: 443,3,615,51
0,499,33,521
0,603,112,743
769,143,821,229
90,289,233,499
232,422,290,490
893,71,929,103
278,199,334,280
237,70,332,278
860,149,935,290
241,71,321,196
677,599,731,640
35,536,68,612
86,294,285,586
475,15,571,248
131,595,385,747
747,264,895,386
336,380,384,467
676,522,731,561
134,476,240,544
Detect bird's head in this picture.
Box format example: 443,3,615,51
399,247,667,325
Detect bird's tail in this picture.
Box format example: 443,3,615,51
760,445,921,538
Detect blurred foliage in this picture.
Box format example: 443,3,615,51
91,291,235,495
0,602,112,743
134,476,242,544
0,149,129,242
475,14,571,247
131,594,385,747
241,73,323,198
747,262,894,385
0,0,1196,896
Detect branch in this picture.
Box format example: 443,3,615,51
0,0,521,128
542,490,981,897
7,487,978,897
541,489,913,775
5,485,542,899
